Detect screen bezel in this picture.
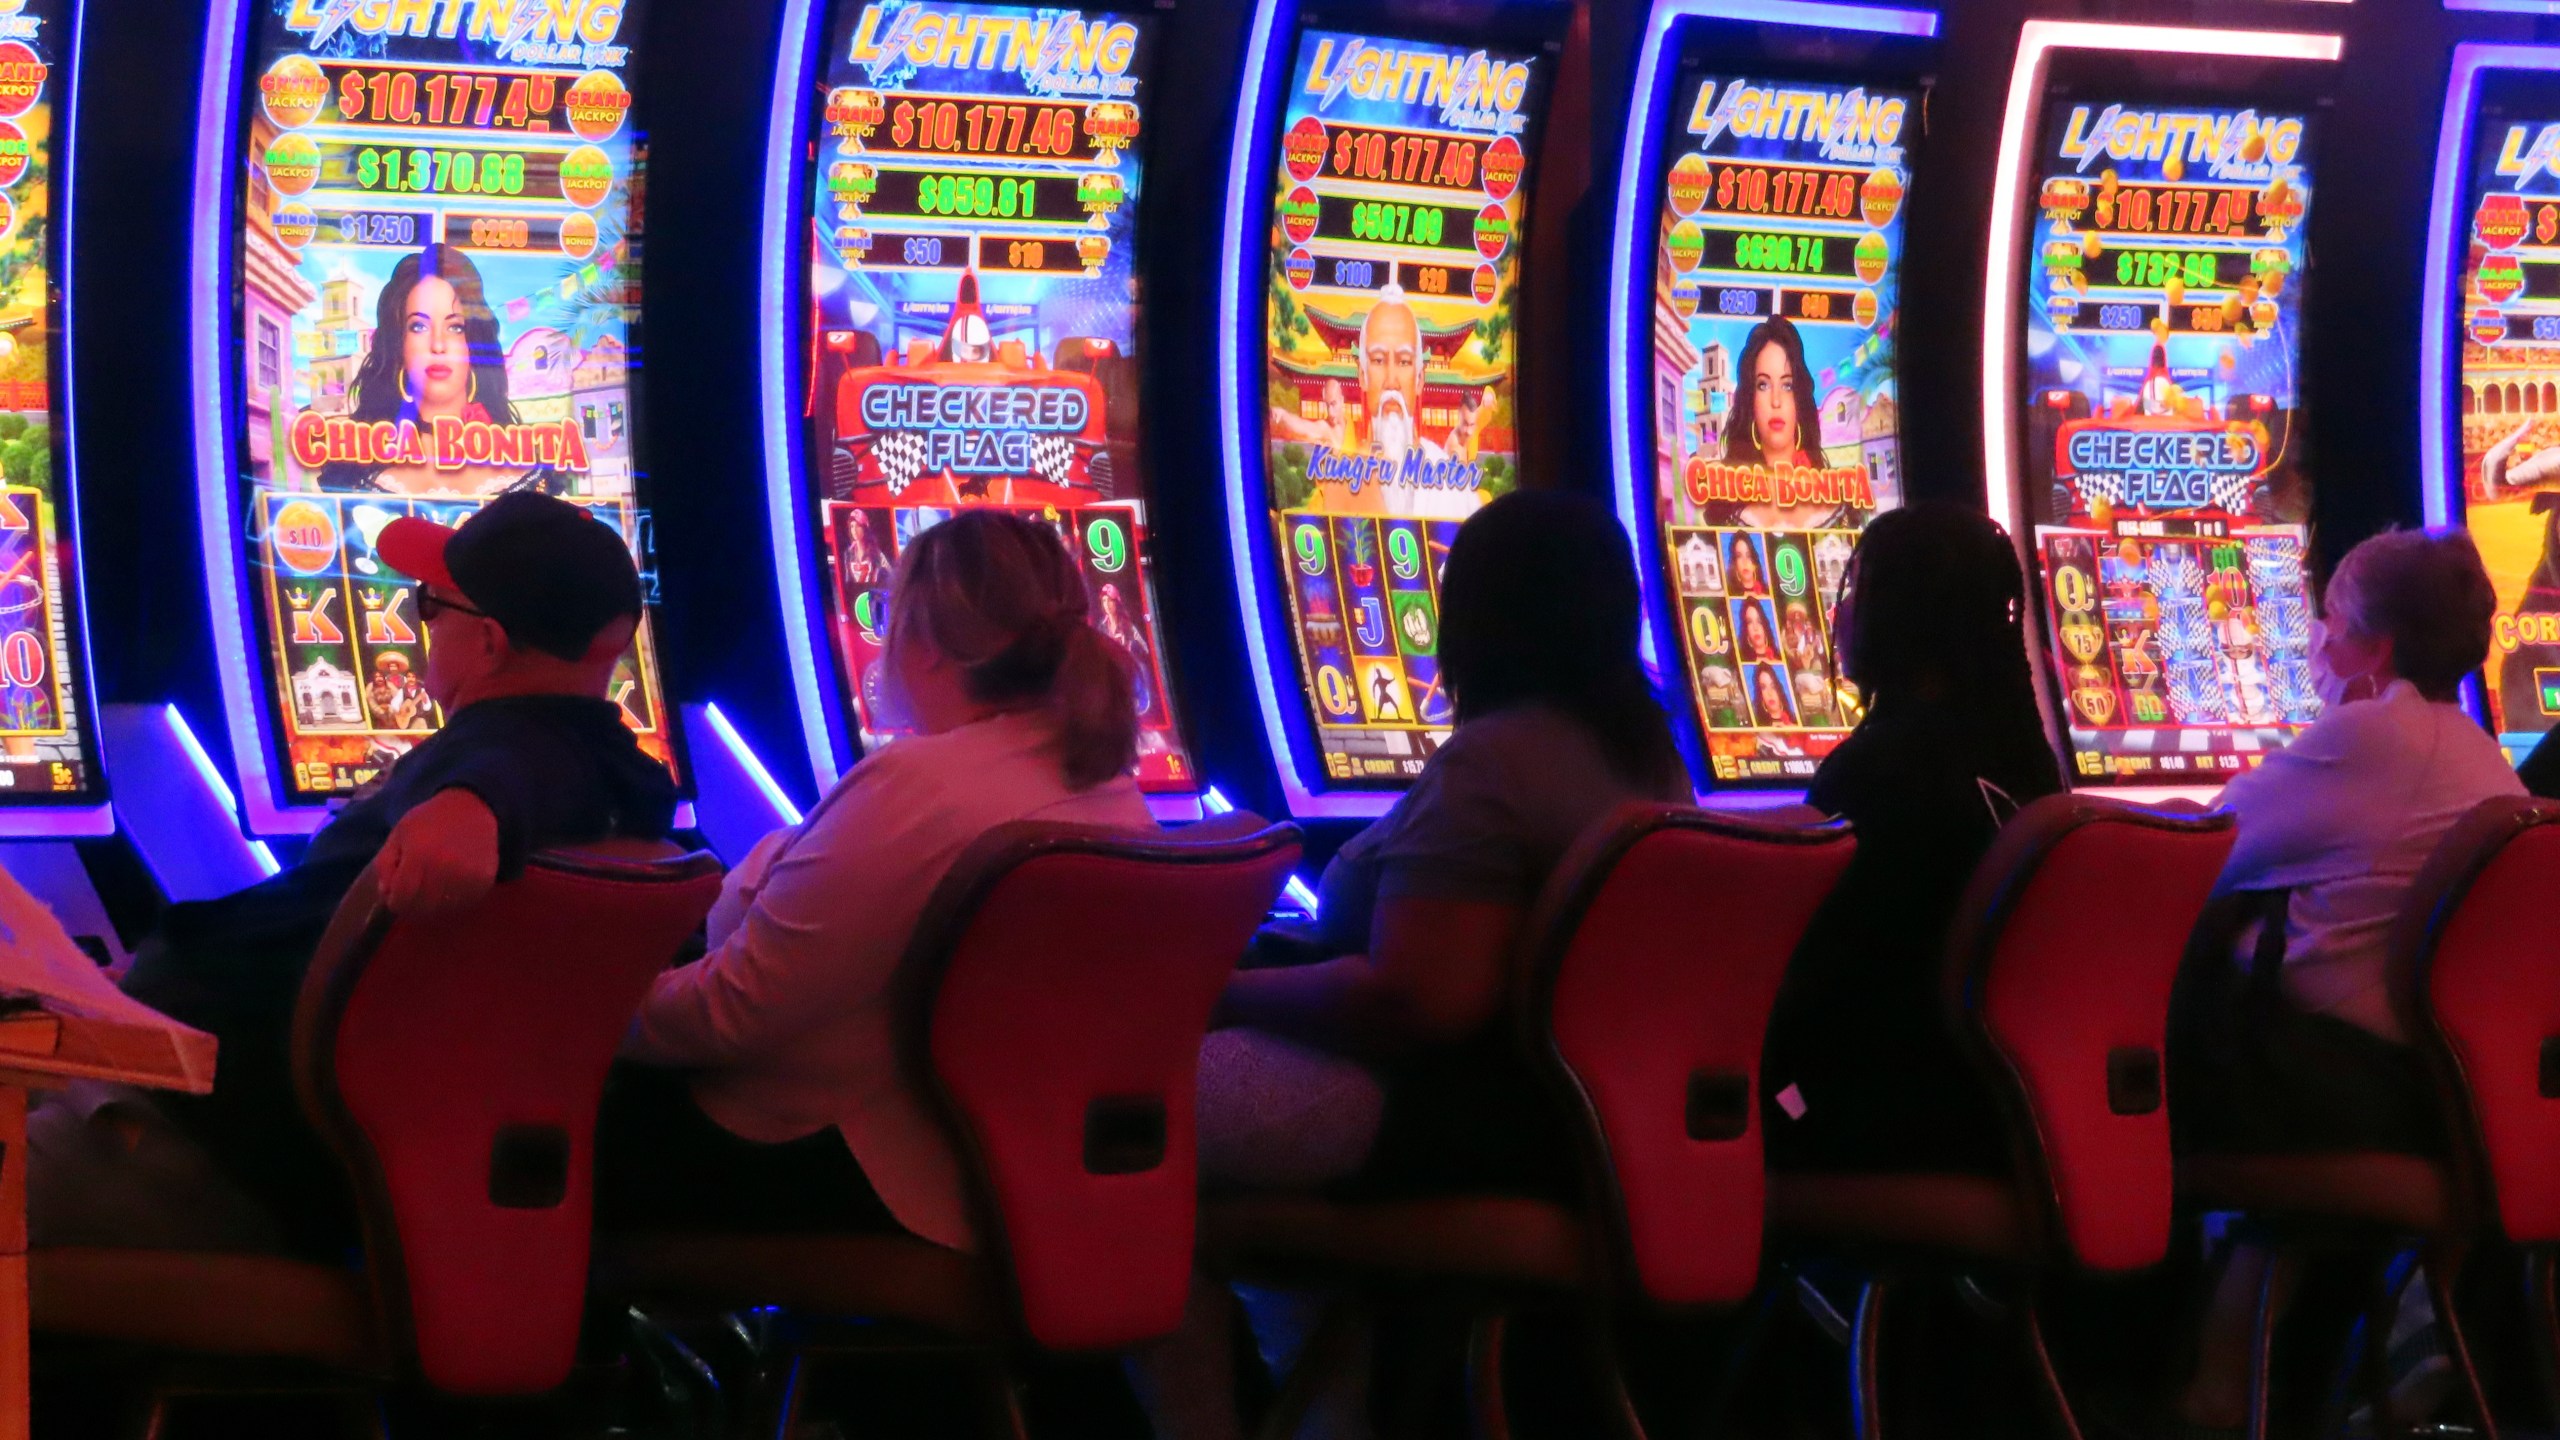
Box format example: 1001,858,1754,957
218,0,688,821
786,0,1196,794
1632,16,1936,794
2011,49,2335,790
1236,0,1569,806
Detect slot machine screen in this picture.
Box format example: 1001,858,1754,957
2453,72,2560,752
2019,92,2321,786
236,0,673,801
1650,69,1913,787
0,0,104,808
1259,28,1548,790
806,1,1190,791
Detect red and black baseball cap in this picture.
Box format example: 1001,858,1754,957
377,491,643,662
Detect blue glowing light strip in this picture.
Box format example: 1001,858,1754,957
1220,0,1395,820
2446,0,2560,13
760,0,840,797
2422,45,2560,531
191,0,312,834
166,704,278,876
1602,0,1937,772
701,700,805,826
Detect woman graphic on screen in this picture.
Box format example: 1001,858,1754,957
1751,664,1797,727
1737,599,1781,664
1713,315,1855,530
316,244,560,497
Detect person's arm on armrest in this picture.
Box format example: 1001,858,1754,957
376,789,501,917
1217,894,1522,1058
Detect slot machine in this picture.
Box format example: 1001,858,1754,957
1984,19,2343,799
0,0,272,952
189,0,751,844
1606,0,1938,801
2421,8,2560,772
763,0,1209,822
1219,0,1573,820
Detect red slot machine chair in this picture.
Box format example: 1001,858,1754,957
2178,796,2560,1439
1202,803,1856,1440
598,814,1301,1439
1769,794,2235,1438
30,841,723,1432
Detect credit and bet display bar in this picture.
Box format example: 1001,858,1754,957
799,0,1195,795
2017,87,2322,786
216,0,675,819
1649,68,1915,787
1251,23,1549,795
0,0,105,819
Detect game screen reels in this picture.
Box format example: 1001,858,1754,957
0,0,103,806
1650,66,1913,787
2020,89,2321,786
806,1,1191,793
240,0,673,802
1261,26,1547,791
2453,73,2560,756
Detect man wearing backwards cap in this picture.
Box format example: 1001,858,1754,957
71,493,681,1254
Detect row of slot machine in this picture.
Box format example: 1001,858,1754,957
0,0,2553,948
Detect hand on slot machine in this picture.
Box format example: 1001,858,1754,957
377,788,502,918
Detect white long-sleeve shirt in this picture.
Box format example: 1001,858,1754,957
624,710,1156,1250
2214,679,2522,1042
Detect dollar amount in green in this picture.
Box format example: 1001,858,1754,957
354,147,527,196
1349,201,1446,247
2113,249,2219,290
1730,231,1825,275
916,173,1040,219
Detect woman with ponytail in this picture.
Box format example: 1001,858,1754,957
1760,500,2062,1172
604,510,1153,1246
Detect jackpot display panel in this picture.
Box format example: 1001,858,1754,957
1248,19,1551,797
219,0,673,817
0,0,106,820
2433,57,2560,759
800,1,1194,794
1645,65,1916,787
2010,57,2327,789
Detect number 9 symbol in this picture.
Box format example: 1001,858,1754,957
1689,605,1726,657
1087,517,1127,573
1293,523,1329,576
1774,545,1808,597
1387,527,1422,580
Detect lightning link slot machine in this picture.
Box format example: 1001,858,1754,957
1220,0,1568,820
768,0,1203,820
2423,38,2560,770
1986,20,2342,800
1607,0,1937,801
194,0,685,836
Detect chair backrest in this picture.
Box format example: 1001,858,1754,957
2396,795,2560,1244
903,817,1301,1353
1524,803,1855,1310
1945,794,2235,1274
295,841,724,1395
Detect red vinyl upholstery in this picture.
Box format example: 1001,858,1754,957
906,818,1300,1353
1528,803,1855,1309
2401,797,2560,1245
296,842,723,1395
1947,795,2234,1274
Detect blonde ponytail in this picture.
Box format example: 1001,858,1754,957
885,510,1142,789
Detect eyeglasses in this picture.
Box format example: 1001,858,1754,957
416,589,487,623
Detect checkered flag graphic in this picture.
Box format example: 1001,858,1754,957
871,432,929,495
1028,434,1077,488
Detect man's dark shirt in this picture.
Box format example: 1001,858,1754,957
120,694,679,1252
2518,727,2560,800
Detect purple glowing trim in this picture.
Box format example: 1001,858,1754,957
164,704,279,876
190,0,315,834
1603,0,1936,805
701,700,804,826
1218,0,1393,819
2422,45,2560,531
761,0,839,795
2446,0,2560,12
